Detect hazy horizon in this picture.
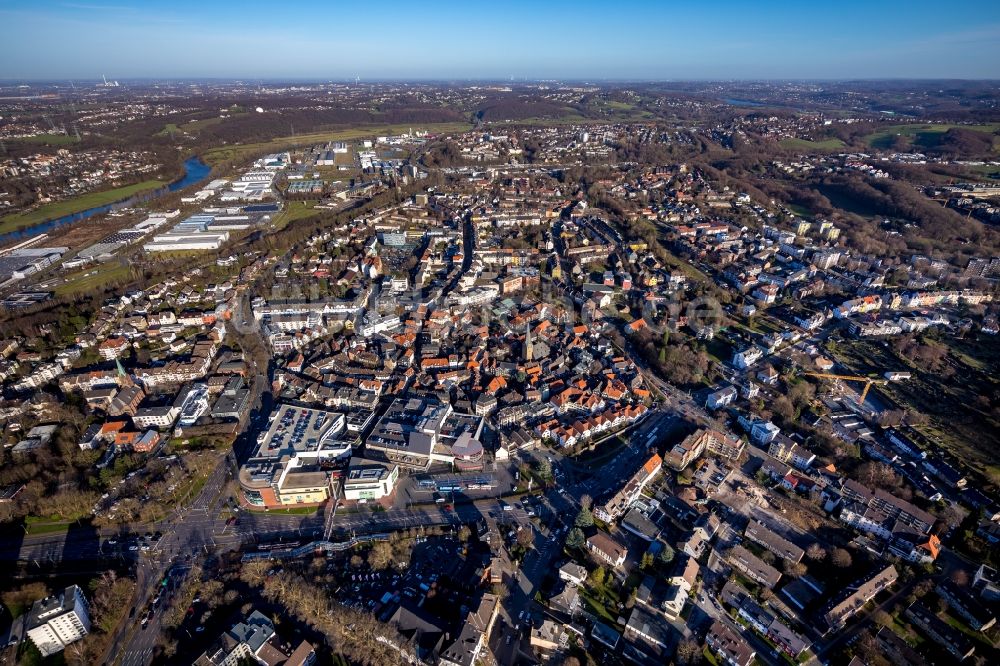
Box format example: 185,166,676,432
2,0,999,81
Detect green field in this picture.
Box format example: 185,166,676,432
202,122,473,165
865,123,1000,150
55,262,131,296
786,203,813,217
0,179,165,234
9,133,79,145
23,519,73,536
492,115,593,127
779,137,846,151
273,201,323,229
157,115,233,137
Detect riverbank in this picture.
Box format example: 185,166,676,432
0,156,211,245
0,179,166,235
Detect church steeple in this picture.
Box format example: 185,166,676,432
116,357,134,387
524,322,533,362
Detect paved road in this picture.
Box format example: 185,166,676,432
103,454,234,666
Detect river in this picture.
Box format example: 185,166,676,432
0,156,211,245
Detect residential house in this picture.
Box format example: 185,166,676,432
706,620,755,666
587,532,628,568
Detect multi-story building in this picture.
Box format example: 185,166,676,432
974,564,1000,601
726,545,782,589
666,428,743,470
744,521,804,563
665,429,710,470
194,610,315,666
767,437,816,469
239,404,351,509
342,457,399,503
439,594,499,666
132,405,180,429
595,453,662,522
839,479,936,539
26,586,91,657
935,581,996,632
904,602,975,661
824,565,898,629
364,397,484,471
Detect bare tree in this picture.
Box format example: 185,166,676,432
831,548,852,568
806,543,827,562
368,541,394,570
676,638,702,665
783,560,807,579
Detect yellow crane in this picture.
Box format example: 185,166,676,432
803,372,907,405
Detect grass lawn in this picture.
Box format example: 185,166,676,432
865,123,1000,150
493,115,593,127
23,510,95,535
787,203,813,217
173,467,213,507
0,180,165,233
703,647,721,666
779,137,846,151
273,201,322,229
203,122,473,165
23,520,73,536
579,585,621,627
54,262,130,296
157,115,234,137
10,133,79,145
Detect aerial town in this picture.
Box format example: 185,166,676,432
0,73,998,666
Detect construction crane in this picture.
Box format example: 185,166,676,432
803,372,909,405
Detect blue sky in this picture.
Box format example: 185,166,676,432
1,0,998,80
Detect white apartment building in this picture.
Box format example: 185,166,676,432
26,585,91,657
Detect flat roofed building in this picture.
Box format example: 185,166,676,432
365,397,483,470
343,457,399,502
239,404,349,508
26,585,91,657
